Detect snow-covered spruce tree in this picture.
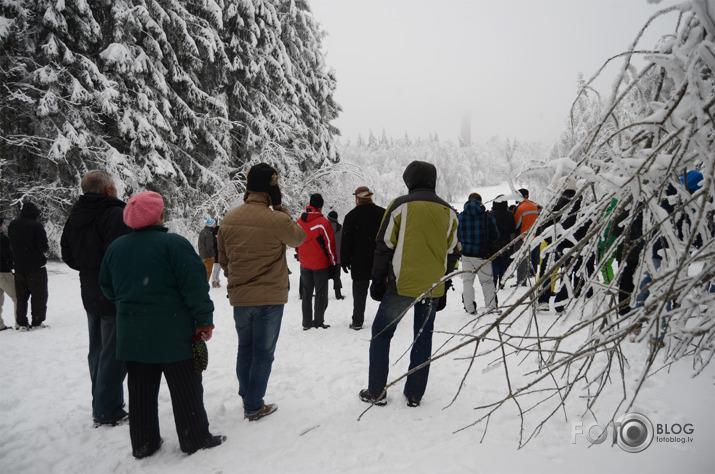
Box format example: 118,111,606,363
0,0,135,254
220,0,339,215
1,0,340,253
365,1,714,446
103,0,237,237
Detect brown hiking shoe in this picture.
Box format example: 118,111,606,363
245,403,277,421
359,389,386,406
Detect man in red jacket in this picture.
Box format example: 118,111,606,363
297,194,337,330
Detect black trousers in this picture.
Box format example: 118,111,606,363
126,359,212,456
351,280,370,326
300,267,329,327
14,267,48,326
537,251,557,303
618,258,639,316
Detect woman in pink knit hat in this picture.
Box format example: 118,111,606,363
100,191,225,458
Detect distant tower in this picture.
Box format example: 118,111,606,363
460,113,471,147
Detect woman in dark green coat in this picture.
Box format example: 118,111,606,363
100,191,225,459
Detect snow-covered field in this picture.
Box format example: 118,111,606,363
1,185,713,474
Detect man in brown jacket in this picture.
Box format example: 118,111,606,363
218,163,305,422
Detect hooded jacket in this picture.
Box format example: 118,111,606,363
341,202,386,281
61,193,131,315
197,226,215,260
373,161,460,298
218,193,306,306
491,201,516,256
8,202,48,273
458,198,500,258
296,206,338,270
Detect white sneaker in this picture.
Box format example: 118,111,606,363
536,302,550,312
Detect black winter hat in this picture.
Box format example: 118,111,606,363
309,193,324,209
20,201,41,220
246,163,281,207
403,160,437,191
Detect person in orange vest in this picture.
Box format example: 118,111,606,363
513,188,541,287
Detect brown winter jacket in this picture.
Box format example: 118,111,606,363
218,193,306,306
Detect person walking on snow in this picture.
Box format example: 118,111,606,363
8,201,49,330
218,163,306,421
210,222,221,288
327,210,345,300
340,186,386,330
296,194,338,330
198,218,217,281
458,193,501,314
513,188,541,287
359,161,459,408
100,191,225,458
61,170,131,427
490,196,516,290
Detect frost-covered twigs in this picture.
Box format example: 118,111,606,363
378,0,714,446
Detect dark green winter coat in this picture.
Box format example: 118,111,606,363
99,226,214,363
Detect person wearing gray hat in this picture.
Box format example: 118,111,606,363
340,186,385,330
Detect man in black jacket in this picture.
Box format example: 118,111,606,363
490,197,516,291
61,170,131,427
340,186,385,330
8,201,48,329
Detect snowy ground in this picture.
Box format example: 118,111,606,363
1,185,713,474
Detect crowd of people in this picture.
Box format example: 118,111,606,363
0,161,709,459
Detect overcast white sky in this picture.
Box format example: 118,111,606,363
309,0,682,144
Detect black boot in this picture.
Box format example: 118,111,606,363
335,289,344,300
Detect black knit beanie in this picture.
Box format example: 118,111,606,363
246,163,281,207
309,193,324,209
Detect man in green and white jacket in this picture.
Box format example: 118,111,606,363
359,160,459,408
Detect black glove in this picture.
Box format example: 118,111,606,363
328,265,338,279
437,279,452,311
369,271,386,301
436,294,447,311
341,264,351,274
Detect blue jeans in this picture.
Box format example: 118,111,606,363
368,293,438,402
87,312,127,423
233,305,284,415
